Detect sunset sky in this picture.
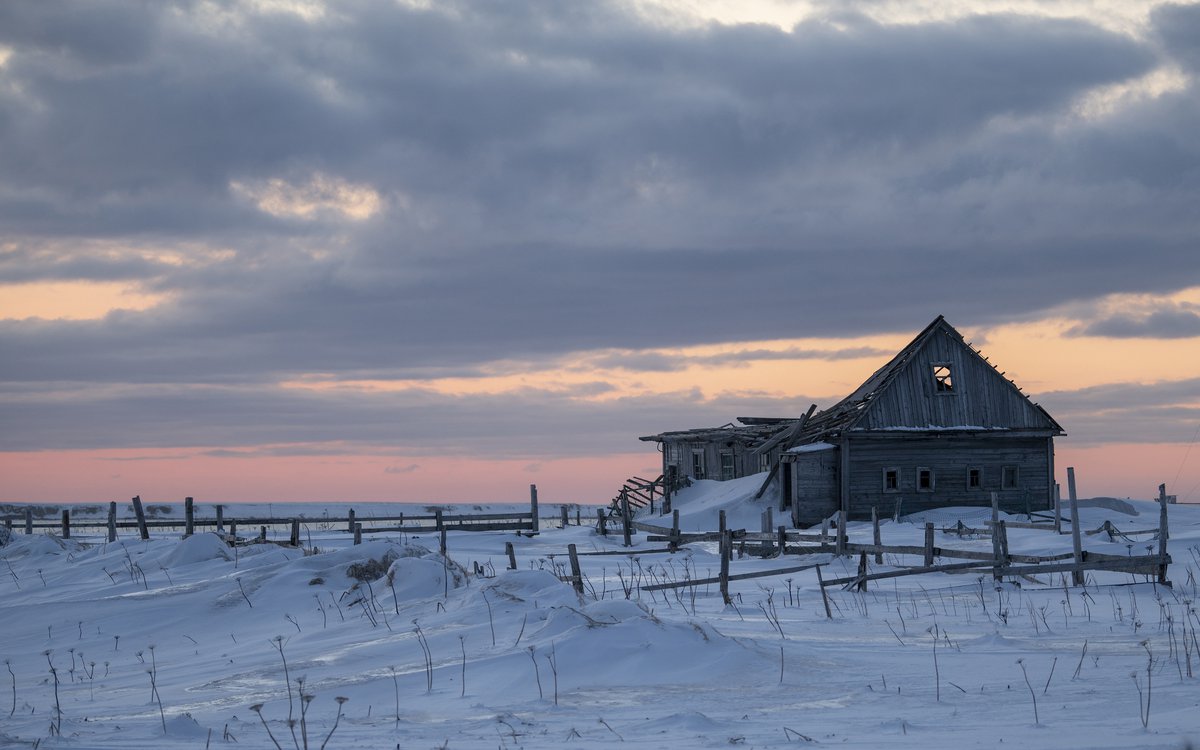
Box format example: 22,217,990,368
2,0,1198,505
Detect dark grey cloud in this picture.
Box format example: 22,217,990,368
0,381,811,457
2,0,1199,460
1039,376,1200,444
588,346,894,372
1066,305,1200,338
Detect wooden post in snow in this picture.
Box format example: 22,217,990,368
997,520,1009,566
560,505,569,530
621,488,632,548
24,508,32,535
1068,467,1084,586
259,526,267,542
439,527,447,556
289,519,300,547
215,504,224,533
1158,483,1170,584
434,509,444,532
132,495,150,540
872,506,882,565
61,510,70,539
670,509,680,551
184,497,194,537
777,525,787,557
107,501,117,542
567,543,584,595
991,491,1003,580
353,523,362,545
505,541,517,570
347,508,356,534
836,509,847,557
596,508,607,536
229,520,237,539
529,484,540,534
856,551,868,592
815,565,832,619
719,529,732,605
1053,483,1062,535
923,522,934,567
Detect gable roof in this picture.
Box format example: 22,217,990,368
793,316,1064,442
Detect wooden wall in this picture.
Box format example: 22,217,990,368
787,448,840,525
845,434,1053,518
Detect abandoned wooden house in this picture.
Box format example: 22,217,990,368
640,316,1065,526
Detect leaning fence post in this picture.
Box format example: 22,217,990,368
856,551,868,592
61,509,70,539
529,484,540,534
872,506,882,565
815,564,832,619
1158,483,1170,584
621,488,632,548
505,541,517,570
719,529,732,605
923,522,934,567
25,508,33,535
132,495,150,540
567,543,584,595
184,497,194,537
1068,467,1084,586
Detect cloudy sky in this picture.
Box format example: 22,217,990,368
2,0,1199,504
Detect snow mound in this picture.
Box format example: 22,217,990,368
385,555,467,599
165,712,210,738
0,533,76,559
161,533,233,567
666,474,772,531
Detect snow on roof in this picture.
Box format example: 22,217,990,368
786,441,836,453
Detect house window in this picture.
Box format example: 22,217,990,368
691,450,706,480
933,363,955,393
759,452,771,472
917,468,934,492
720,452,735,481
883,467,900,493
967,467,983,490
1002,465,1019,489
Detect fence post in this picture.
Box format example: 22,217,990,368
1068,467,1084,586
560,505,569,530
1158,483,1170,584
777,525,787,557
836,509,847,557
347,508,355,534
671,509,680,551
567,543,584,595
24,508,32,535
990,491,1003,580
872,506,882,565
815,564,832,619
61,509,70,539
576,508,581,526
132,495,150,540
529,484,540,534
107,501,117,542
1053,482,1062,535
505,541,517,570
923,522,934,567
435,509,444,532
997,520,1009,565
215,504,224,533
621,488,632,548
184,497,194,537
260,526,267,542
596,508,607,536
229,521,237,539
289,519,300,547
719,509,727,537
719,529,732,605
440,528,447,556
856,551,868,592
353,522,362,545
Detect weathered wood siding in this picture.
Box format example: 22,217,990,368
787,448,840,525
845,434,1052,518
857,328,1057,431
662,438,771,481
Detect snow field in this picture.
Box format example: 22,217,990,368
2,481,1200,748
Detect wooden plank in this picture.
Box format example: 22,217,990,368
1068,467,1083,585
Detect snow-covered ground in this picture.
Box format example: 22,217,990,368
2,479,1199,749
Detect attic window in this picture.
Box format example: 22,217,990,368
933,364,955,393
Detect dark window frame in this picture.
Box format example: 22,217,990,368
917,467,935,492
967,466,983,490
932,362,956,395
883,466,901,493
1001,465,1019,489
